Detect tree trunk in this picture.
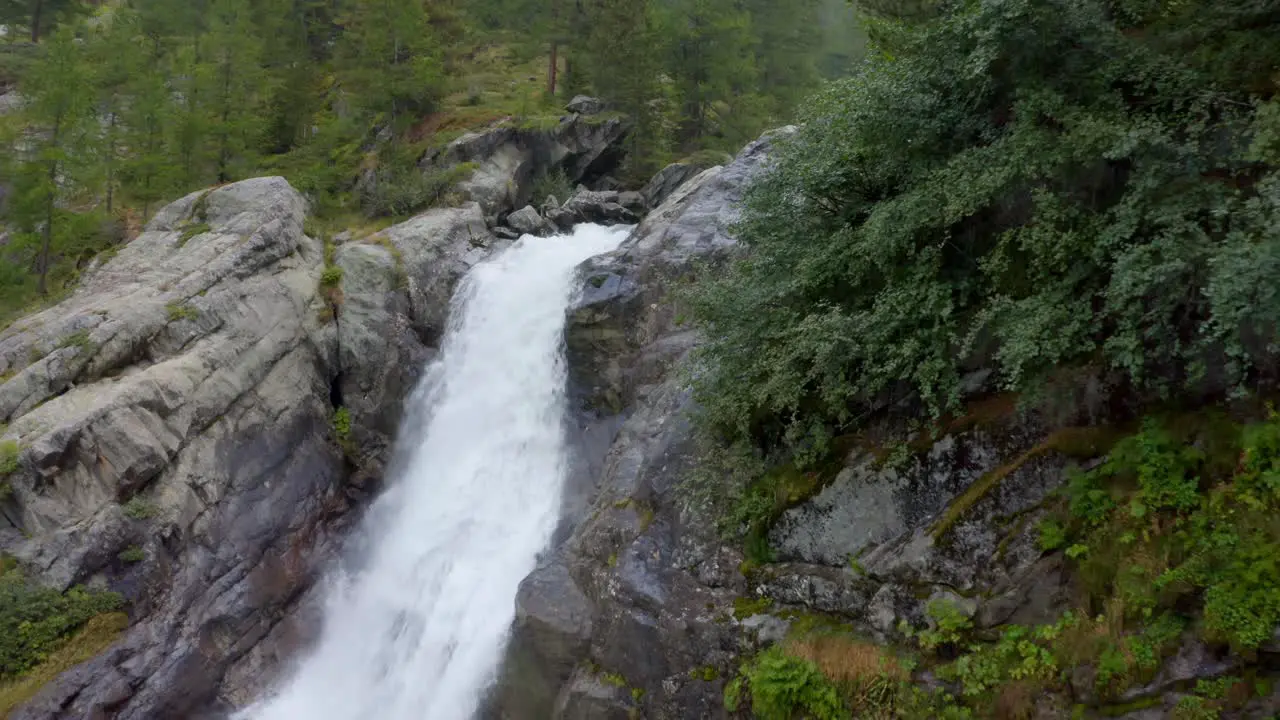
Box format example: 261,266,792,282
30,0,43,42
217,56,232,183
547,41,559,96
105,112,116,213
37,114,62,296
37,162,57,295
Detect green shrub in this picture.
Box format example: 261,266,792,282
1061,415,1280,650
56,331,91,351
686,0,1280,468
742,646,846,720
0,566,124,679
333,407,352,441
319,265,344,288
358,159,478,218
528,168,574,206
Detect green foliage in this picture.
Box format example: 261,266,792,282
122,498,157,520
0,441,18,478
1057,415,1280,651
0,564,124,679
358,161,476,219
528,169,573,206
686,0,1280,469
333,407,352,443
901,598,974,653
741,646,846,720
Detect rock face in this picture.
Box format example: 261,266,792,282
421,104,629,219
0,179,497,719
493,127,795,720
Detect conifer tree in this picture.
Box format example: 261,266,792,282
10,27,93,294
204,0,269,182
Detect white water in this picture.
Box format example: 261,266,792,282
241,223,630,720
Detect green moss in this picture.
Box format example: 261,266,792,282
689,665,720,682
0,440,18,480
600,670,627,687
733,595,774,620
176,222,212,247
117,546,144,564
931,425,1122,541
56,331,93,352
165,302,198,322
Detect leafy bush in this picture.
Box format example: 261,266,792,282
686,0,1280,464
320,265,344,289
0,566,124,679
165,302,198,322
122,498,156,520
1060,414,1280,650
741,646,846,720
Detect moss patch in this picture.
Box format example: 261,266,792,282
930,425,1124,541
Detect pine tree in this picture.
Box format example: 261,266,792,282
335,0,444,130
580,0,673,178
203,0,269,183
10,27,94,294
664,0,757,149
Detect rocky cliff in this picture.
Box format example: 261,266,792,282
0,178,504,718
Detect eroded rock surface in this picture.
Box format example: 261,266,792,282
0,179,497,719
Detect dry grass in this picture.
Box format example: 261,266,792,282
787,635,908,687
786,634,908,717
993,680,1040,720
0,612,129,716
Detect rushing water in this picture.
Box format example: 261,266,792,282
241,224,630,720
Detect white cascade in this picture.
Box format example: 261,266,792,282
241,223,630,720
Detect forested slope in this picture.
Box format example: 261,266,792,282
0,0,863,329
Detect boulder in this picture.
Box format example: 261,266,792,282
507,204,557,237
421,114,630,218
640,162,703,209
566,96,607,116
560,190,639,227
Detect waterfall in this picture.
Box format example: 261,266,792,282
241,223,630,720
